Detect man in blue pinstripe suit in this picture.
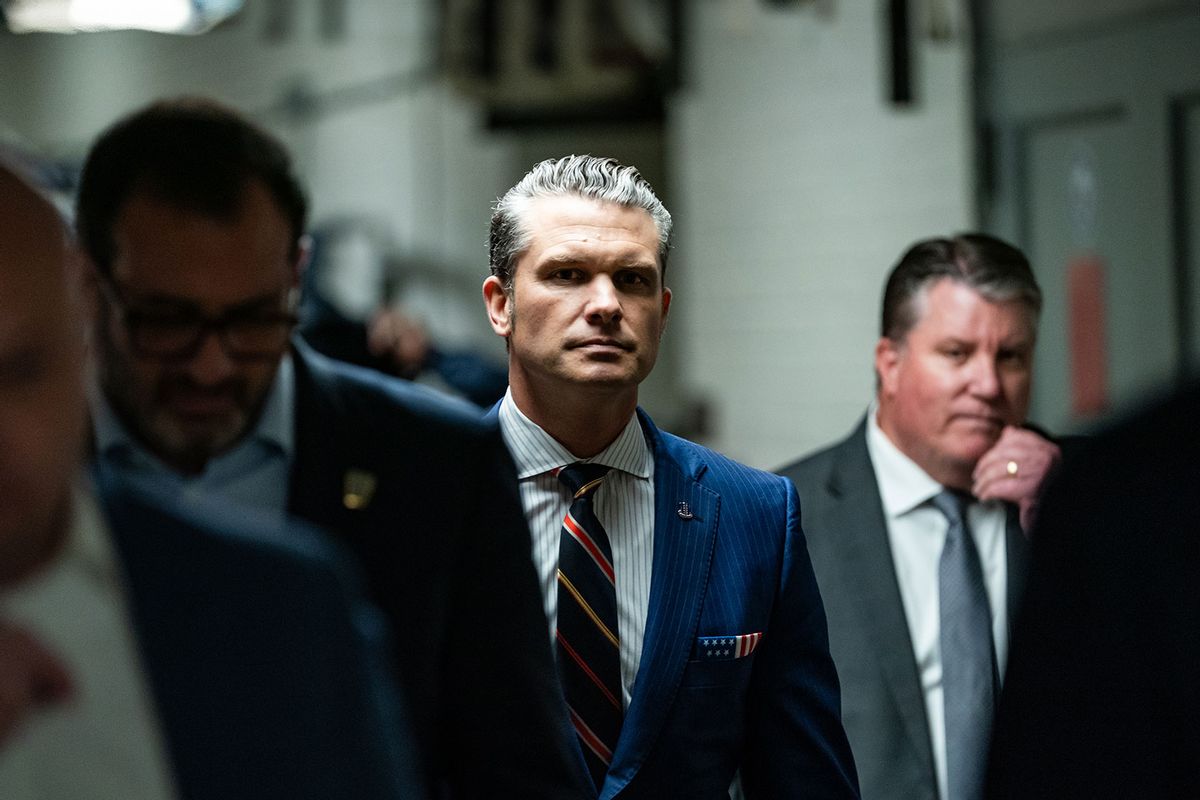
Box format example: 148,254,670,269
482,155,859,799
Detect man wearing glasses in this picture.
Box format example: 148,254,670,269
0,157,425,799
77,98,584,800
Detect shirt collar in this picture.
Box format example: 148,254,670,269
498,389,652,481
90,353,295,470
865,399,944,519
1,479,120,602
66,479,122,590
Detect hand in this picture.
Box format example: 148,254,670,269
972,426,1062,531
366,307,431,378
0,622,73,746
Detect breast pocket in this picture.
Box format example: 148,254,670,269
679,632,765,689
679,653,757,689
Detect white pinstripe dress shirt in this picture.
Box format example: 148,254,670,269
498,391,655,710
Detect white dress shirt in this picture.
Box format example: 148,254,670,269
0,483,178,800
866,407,1009,800
498,391,655,709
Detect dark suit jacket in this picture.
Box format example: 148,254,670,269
298,292,508,408
777,418,1029,800
287,342,583,799
99,476,425,799
987,382,1200,799
551,410,859,799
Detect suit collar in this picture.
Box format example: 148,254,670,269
286,342,337,522
866,406,945,517
287,340,401,527
603,410,718,798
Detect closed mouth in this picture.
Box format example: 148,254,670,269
571,338,632,351
164,390,241,418
951,412,1005,427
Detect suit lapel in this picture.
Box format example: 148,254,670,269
828,423,935,778
98,484,221,787
286,343,341,527
1004,504,1030,626
603,411,719,798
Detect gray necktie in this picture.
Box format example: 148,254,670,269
933,489,997,800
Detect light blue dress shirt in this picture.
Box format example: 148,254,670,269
90,356,295,527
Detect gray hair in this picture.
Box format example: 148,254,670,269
881,233,1042,342
488,155,672,289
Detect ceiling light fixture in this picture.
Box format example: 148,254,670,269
2,0,243,34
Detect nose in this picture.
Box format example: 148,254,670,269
584,275,622,325
185,331,238,385
968,354,1002,399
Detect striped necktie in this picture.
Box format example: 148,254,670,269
556,462,621,791
933,489,998,800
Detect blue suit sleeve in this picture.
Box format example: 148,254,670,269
740,480,861,799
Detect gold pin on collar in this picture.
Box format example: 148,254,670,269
343,469,377,510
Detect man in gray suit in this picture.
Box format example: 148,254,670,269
777,234,1061,800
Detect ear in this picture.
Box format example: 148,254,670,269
482,276,513,337
875,336,903,396
659,286,672,336
291,234,313,287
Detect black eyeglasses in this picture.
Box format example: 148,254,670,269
97,274,299,362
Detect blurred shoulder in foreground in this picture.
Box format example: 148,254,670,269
988,380,1200,800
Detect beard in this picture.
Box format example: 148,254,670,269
93,316,272,475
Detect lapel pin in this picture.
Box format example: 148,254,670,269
343,469,377,510
676,501,694,520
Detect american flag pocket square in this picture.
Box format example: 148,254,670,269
693,632,764,661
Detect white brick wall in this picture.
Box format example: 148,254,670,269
0,0,978,448
0,1,515,358
668,0,974,468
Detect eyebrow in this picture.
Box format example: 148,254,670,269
538,253,658,270
538,254,586,267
